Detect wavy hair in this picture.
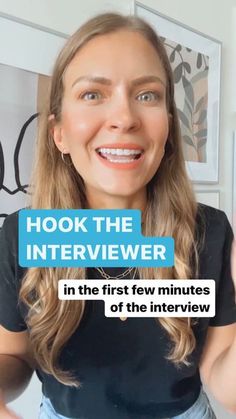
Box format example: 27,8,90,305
20,13,198,386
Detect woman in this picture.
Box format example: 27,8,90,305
0,13,236,419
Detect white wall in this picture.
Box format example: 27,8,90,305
0,0,134,34
0,1,235,418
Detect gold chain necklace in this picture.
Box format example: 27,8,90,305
95,266,137,280
94,267,138,321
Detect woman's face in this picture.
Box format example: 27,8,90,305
53,30,170,204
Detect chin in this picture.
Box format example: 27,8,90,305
101,185,145,199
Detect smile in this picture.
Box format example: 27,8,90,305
96,147,143,163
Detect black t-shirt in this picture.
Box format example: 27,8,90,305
0,205,236,419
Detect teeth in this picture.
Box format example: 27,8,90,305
107,158,136,163
98,148,142,156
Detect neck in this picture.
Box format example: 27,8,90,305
86,187,147,212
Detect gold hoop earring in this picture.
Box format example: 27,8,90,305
61,150,73,167
61,151,66,164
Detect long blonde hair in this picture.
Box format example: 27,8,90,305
20,13,198,386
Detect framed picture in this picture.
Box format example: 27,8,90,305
0,14,67,227
195,189,220,209
135,2,221,183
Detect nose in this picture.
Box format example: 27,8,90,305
105,96,141,133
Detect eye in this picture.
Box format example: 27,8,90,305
80,91,103,101
136,91,160,102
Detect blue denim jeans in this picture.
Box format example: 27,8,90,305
38,387,217,419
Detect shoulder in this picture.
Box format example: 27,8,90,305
196,203,229,225
1,211,21,256
0,211,28,331
0,210,26,264
0,210,28,284
196,204,233,283
1,210,19,233
196,203,232,243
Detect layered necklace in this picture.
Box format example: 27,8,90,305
95,267,137,280
94,267,138,321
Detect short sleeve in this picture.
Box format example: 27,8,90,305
209,213,236,326
0,213,27,331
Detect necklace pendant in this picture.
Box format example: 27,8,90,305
119,316,127,321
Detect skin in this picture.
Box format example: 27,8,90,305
53,29,170,211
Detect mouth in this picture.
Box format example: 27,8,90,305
95,147,144,163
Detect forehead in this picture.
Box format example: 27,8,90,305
63,30,166,85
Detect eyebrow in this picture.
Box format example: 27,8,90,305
132,75,166,87
71,75,166,88
72,76,111,87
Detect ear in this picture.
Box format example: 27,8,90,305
48,114,69,153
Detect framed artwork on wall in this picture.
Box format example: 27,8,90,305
135,2,221,183
0,14,67,227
